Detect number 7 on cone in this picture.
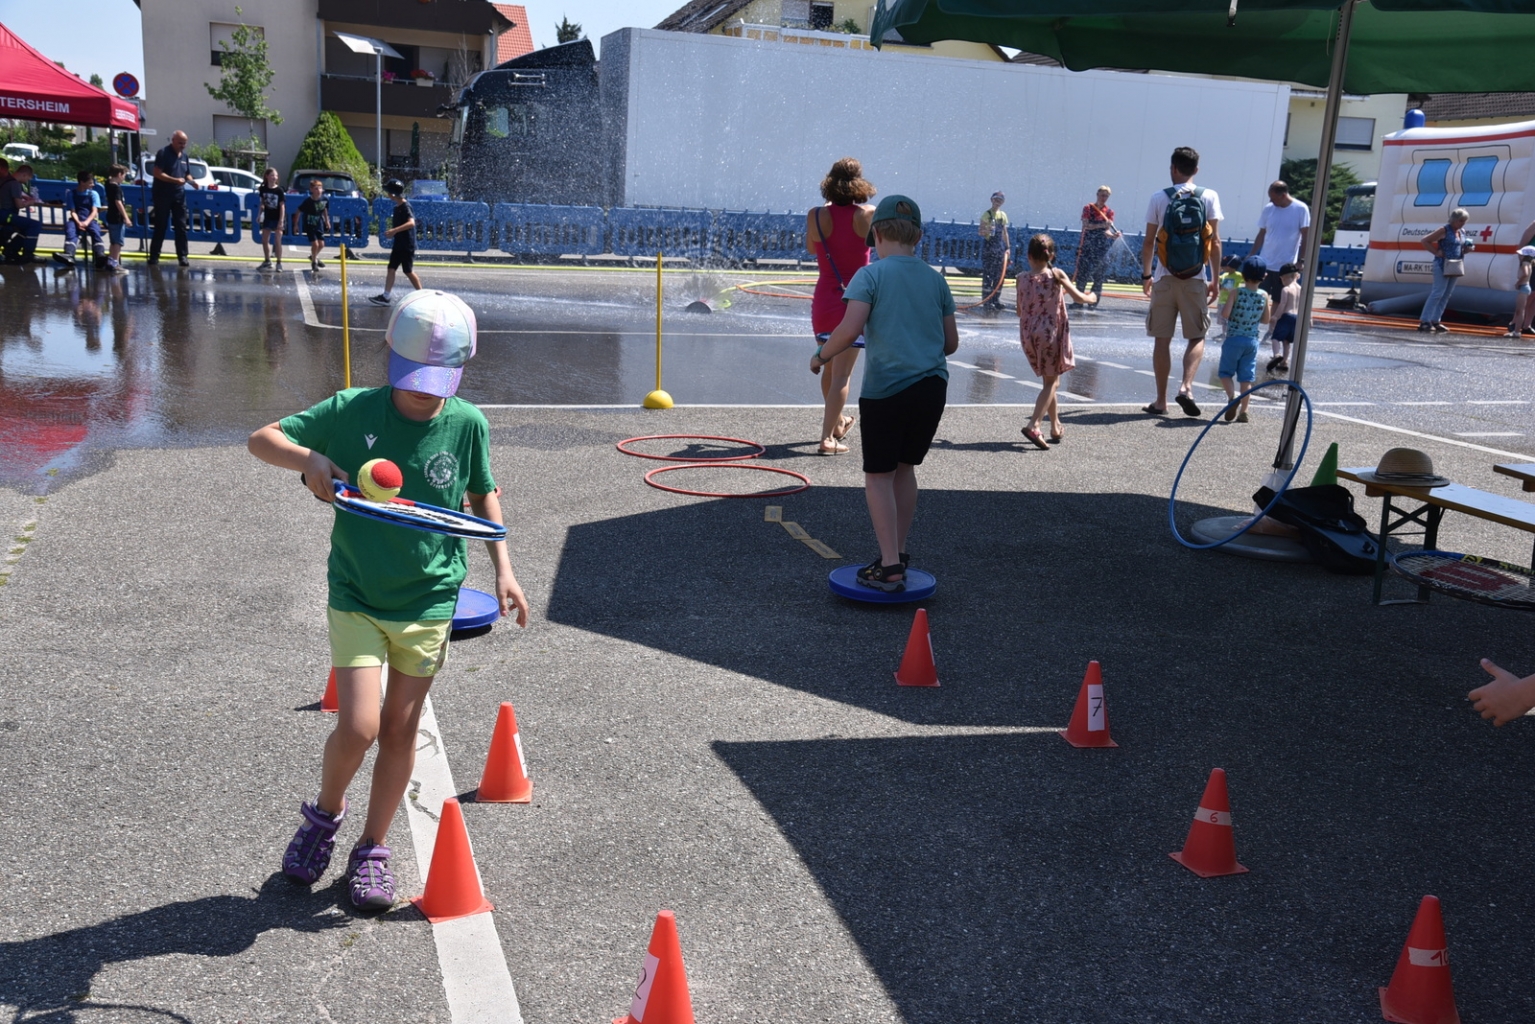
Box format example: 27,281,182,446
1060,660,1117,747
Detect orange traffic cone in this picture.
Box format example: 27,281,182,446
411,797,494,923
894,608,939,687
476,702,533,803
1170,768,1249,877
1380,896,1461,1024
320,669,339,713
614,910,695,1024
1060,660,1117,748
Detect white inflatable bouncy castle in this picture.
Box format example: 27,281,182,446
1361,118,1535,315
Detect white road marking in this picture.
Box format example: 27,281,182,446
1058,390,1095,402
1468,400,1530,405
1312,409,1535,460
1014,379,1043,390
1096,361,1132,369
1395,401,1453,406
1314,401,1377,406
1455,432,1525,437
294,268,319,326
401,677,525,1024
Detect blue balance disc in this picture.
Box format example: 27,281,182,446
828,566,937,603
453,587,500,631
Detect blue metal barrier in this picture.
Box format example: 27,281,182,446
244,193,369,249
493,203,605,258
921,220,986,272
1316,245,1365,287
608,208,712,261
24,179,240,243
376,198,490,254
713,211,805,264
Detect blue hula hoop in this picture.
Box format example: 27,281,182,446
1168,379,1313,551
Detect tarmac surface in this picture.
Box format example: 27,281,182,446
2,258,1535,1023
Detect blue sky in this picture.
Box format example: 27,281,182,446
0,0,685,91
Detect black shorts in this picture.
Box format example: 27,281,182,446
388,245,415,273
858,374,947,474
306,228,325,243
1260,270,1285,304
261,214,280,232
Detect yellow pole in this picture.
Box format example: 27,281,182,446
642,249,673,408
340,240,352,390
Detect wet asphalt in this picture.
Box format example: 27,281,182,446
1,260,1534,1023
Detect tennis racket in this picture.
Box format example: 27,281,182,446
1389,551,1535,611
303,475,507,541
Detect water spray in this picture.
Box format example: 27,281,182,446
643,251,674,409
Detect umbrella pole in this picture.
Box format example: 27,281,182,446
1274,0,1356,475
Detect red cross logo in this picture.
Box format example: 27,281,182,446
1480,225,1495,242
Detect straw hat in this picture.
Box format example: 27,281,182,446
1353,447,1451,488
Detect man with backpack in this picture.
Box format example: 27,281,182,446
1140,147,1223,417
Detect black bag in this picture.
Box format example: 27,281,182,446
1252,483,1381,575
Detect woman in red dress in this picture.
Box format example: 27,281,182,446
806,158,876,455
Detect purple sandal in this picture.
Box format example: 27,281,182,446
347,842,396,911
282,800,345,885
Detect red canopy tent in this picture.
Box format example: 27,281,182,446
0,21,140,130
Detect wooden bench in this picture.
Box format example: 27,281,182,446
1338,467,1535,604
1495,463,1535,493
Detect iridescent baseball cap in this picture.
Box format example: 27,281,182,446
385,290,477,397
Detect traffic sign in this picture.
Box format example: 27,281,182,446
113,73,140,98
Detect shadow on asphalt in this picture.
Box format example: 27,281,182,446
0,874,389,1022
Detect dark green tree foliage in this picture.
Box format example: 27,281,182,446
1279,157,1363,245
292,111,373,194
555,16,583,43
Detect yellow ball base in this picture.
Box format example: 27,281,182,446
642,389,674,410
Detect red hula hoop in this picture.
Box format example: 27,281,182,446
616,434,768,462
644,463,811,499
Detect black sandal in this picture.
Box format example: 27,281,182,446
856,559,906,593
1175,393,1201,417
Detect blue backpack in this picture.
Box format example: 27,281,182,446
1156,185,1213,279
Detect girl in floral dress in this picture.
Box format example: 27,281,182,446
1017,233,1097,449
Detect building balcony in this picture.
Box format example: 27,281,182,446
321,74,455,119
319,0,507,35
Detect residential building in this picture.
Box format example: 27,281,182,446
492,4,536,64
1282,90,1409,184
136,0,519,176
1417,92,1535,128
656,0,1006,61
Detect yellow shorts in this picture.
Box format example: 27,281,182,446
1146,274,1212,340
327,607,452,678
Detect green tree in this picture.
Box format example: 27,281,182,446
292,111,373,195
89,73,103,88
205,6,282,169
555,16,583,43
1279,157,1363,245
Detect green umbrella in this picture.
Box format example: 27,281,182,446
872,0,1535,469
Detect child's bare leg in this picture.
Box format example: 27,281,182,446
1238,379,1253,413
406,269,422,290
361,669,433,843
261,232,271,261
893,463,917,555
317,666,383,814
383,267,397,293
864,470,903,570
1028,376,1055,432
1220,376,1236,403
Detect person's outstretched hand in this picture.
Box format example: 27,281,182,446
1468,659,1535,726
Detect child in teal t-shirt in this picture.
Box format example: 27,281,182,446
813,194,958,592
248,290,528,911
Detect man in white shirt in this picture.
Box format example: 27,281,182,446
1140,147,1223,417
1250,180,1310,303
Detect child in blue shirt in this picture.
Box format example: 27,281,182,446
812,194,958,591
56,169,105,269
1216,256,1271,422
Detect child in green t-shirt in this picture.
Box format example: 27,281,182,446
813,194,959,592
247,289,528,911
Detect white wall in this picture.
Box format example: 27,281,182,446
610,29,1289,237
